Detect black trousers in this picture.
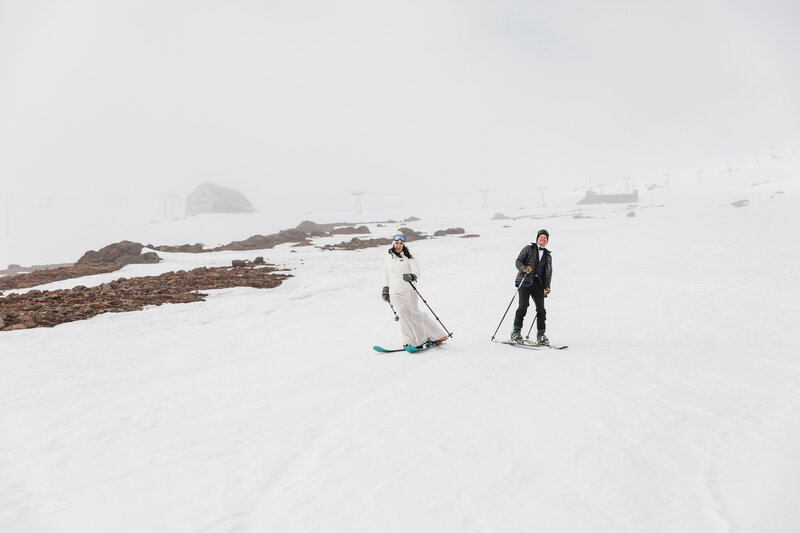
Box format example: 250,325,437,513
513,278,546,332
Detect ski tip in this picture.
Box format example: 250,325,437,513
404,345,419,353
373,346,389,352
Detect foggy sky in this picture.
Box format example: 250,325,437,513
1,0,799,208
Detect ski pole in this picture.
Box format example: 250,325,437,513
490,271,530,341
407,280,453,338
525,316,537,340
388,301,400,321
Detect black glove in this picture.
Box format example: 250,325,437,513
382,286,390,302
402,273,417,282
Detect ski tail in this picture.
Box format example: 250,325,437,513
373,346,407,353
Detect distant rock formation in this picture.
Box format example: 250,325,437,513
330,225,370,235
0,263,73,276
295,220,335,233
211,229,311,251
76,241,161,266
186,182,256,215
319,237,394,251
433,228,465,236
148,243,205,253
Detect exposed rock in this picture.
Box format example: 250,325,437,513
77,241,161,266
149,243,205,253
627,211,637,217
0,263,124,291
0,263,74,276
331,225,370,235
212,229,308,251
320,238,393,251
403,216,421,222
731,199,749,208
295,220,335,233
433,228,465,236
460,234,481,238
492,213,512,220
136,252,161,264
0,264,291,331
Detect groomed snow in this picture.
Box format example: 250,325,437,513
1,163,799,532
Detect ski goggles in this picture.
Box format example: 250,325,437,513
393,234,406,242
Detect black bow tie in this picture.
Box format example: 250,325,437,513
538,248,545,251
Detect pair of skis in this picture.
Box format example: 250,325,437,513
374,339,568,353
495,339,568,350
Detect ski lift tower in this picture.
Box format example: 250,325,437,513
351,190,364,215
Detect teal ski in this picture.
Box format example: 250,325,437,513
405,340,442,353
373,346,407,353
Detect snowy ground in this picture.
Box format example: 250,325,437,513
1,161,799,532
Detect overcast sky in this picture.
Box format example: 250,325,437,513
1,0,798,210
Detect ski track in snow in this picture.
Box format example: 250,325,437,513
2,164,800,532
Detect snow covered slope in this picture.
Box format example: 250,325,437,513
1,162,799,532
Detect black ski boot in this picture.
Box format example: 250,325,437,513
510,328,523,343
536,331,549,346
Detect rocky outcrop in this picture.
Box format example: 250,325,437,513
211,229,311,251
316,224,481,251
330,225,370,235
295,220,335,233
231,257,266,267
433,228,465,236
320,238,393,251
148,243,205,253
1,241,160,292
0,264,291,331
77,241,161,266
